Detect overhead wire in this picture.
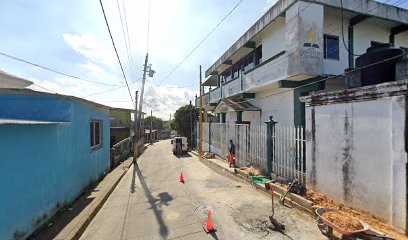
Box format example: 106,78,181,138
98,0,134,107
201,0,407,111
156,0,245,86
116,0,137,88
0,51,122,87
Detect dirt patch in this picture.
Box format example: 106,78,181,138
305,190,407,239
321,211,363,232
271,182,407,239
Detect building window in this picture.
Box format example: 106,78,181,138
324,34,339,60
90,120,102,148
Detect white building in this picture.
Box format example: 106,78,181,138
197,0,408,127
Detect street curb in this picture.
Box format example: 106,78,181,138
67,161,133,240
191,151,314,216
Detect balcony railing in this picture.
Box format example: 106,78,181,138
209,87,221,103
243,51,287,91
196,51,288,107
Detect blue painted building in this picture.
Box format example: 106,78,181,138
0,88,111,240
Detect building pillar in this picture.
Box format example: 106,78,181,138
266,116,278,177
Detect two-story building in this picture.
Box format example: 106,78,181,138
198,0,408,127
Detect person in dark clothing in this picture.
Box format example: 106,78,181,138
228,140,235,168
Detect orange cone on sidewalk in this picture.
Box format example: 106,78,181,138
179,171,185,183
205,210,216,233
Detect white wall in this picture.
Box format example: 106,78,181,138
323,8,349,75
251,88,294,126
305,93,407,232
395,31,408,48
242,111,261,125
262,17,286,60
354,21,390,57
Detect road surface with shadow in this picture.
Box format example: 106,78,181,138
80,140,324,240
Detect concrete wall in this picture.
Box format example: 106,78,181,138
0,93,110,240
262,17,286,60
303,80,407,232
251,88,294,126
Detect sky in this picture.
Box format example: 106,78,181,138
0,0,407,119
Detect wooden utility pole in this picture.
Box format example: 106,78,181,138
133,91,139,162
199,65,203,155
150,110,153,144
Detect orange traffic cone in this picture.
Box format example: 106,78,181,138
179,171,185,183
205,210,216,233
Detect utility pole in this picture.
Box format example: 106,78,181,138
199,65,203,155
189,100,193,149
150,110,153,145
156,120,159,141
138,54,148,141
170,113,171,121
137,53,155,143
133,91,138,162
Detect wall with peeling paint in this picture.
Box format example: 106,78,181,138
303,80,408,232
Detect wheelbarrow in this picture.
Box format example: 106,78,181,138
315,208,395,240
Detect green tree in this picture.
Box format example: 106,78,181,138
171,104,197,147
143,116,166,130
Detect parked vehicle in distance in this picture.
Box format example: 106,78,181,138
172,137,188,154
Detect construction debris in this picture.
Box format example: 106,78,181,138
239,165,268,176
201,152,215,159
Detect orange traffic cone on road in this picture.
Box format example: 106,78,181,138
179,171,185,183
205,210,216,233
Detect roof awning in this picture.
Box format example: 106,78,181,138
0,118,70,125
202,75,218,87
213,98,261,113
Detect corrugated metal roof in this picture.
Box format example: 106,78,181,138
0,118,70,125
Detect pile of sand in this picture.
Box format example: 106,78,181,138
321,211,363,232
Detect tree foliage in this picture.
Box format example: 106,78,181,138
143,116,166,130
170,104,197,147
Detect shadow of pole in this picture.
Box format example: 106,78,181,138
133,163,169,238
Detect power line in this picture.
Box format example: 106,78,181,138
0,51,122,87
237,52,407,105
116,0,137,88
157,0,245,85
83,77,143,99
206,0,406,96
99,0,134,107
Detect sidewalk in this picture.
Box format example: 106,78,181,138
29,158,134,240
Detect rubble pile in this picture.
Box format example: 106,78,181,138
201,152,215,159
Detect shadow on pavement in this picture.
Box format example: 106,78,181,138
176,152,193,159
133,163,171,238
209,231,219,240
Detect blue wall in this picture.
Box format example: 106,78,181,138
0,93,110,240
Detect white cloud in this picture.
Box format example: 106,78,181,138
63,34,116,67
80,61,106,78
28,76,104,98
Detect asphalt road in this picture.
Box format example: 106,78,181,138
80,140,324,240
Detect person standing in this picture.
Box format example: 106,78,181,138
228,140,235,168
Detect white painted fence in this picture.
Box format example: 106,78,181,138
200,123,305,183
272,125,306,183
